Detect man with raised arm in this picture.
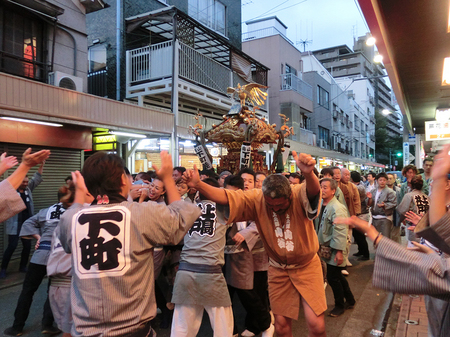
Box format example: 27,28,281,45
58,151,201,337
184,151,326,337
0,148,50,223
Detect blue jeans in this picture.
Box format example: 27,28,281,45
1,235,31,271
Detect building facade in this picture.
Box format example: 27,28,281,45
86,0,269,170
242,17,380,171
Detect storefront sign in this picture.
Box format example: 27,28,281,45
240,142,251,169
425,121,450,141
194,144,213,170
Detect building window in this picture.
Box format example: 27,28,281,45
188,0,226,36
318,126,330,144
285,63,297,76
317,86,329,109
89,44,107,72
0,4,46,81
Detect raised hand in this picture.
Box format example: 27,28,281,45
22,148,50,167
183,165,201,188
0,152,18,173
292,151,316,175
152,151,173,181
431,143,450,181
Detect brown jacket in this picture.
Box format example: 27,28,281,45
339,181,361,216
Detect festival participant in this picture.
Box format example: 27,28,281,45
398,164,419,203
218,171,231,188
3,185,73,336
225,170,273,337
315,178,355,317
397,175,429,247
58,151,201,337
0,149,49,224
170,178,234,337
350,171,370,260
321,168,346,207
367,172,397,240
183,151,326,337
1,158,46,278
255,171,267,189
365,172,377,193
421,157,433,195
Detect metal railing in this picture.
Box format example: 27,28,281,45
128,41,173,83
0,50,49,82
127,41,268,99
280,73,313,100
179,42,231,94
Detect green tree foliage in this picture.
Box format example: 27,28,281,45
375,111,403,169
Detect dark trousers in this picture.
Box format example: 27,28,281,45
326,264,355,309
12,262,54,330
353,229,369,257
229,271,271,335
1,235,31,271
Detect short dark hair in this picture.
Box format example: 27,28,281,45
200,169,217,179
224,175,244,190
376,172,388,180
320,178,338,191
255,171,267,177
289,172,301,180
238,168,256,179
411,175,424,191
321,168,334,177
367,171,376,179
423,157,433,165
350,171,361,183
199,177,220,200
139,173,153,182
173,166,186,174
82,151,125,197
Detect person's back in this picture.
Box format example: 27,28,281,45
58,151,200,337
180,198,229,266
171,177,233,337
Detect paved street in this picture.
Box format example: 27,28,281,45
0,243,391,337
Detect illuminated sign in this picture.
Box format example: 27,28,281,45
425,121,450,141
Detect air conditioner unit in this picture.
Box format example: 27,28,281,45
48,71,83,92
319,139,327,148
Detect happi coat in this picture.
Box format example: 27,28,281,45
223,183,327,317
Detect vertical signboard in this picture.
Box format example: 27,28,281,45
403,142,409,166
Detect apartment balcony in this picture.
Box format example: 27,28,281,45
289,127,316,146
125,7,269,119
279,73,313,112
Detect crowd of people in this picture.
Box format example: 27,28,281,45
0,146,448,337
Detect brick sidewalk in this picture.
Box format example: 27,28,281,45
395,295,429,337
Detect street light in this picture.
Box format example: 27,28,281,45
382,109,392,115
373,54,383,63
366,36,376,46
